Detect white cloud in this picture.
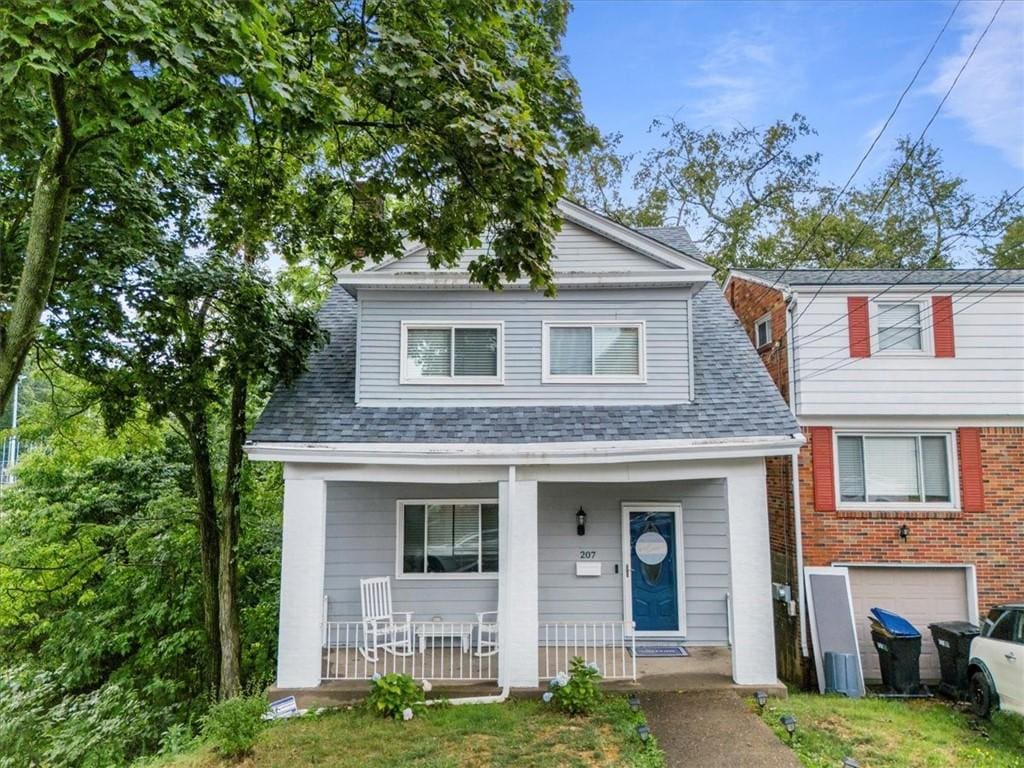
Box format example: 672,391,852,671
688,33,796,127
928,0,1024,168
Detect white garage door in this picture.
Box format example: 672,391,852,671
847,566,971,682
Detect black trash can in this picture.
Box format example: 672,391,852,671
869,608,923,694
928,621,980,699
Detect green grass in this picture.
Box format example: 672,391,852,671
756,693,1024,768
150,696,664,768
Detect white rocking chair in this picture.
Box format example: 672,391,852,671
475,610,499,657
359,577,413,662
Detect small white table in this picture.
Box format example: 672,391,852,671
416,625,472,654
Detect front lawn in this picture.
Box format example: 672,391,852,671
757,693,1024,768
151,696,663,768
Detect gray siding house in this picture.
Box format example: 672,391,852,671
247,199,801,691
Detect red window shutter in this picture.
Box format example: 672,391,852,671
932,295,956,357
810,427,836,512
847,297,871,358
958,427,984,512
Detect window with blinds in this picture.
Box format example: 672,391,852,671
399,502,499,576
836,433,952,505
545,323,643,381
402,324,501,382
876,302,923,352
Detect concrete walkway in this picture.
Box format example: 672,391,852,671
641,690,802,768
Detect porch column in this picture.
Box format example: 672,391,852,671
725,458,779,686
276,472,327,688
498,473,539,688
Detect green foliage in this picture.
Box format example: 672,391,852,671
200,696,267,759
984,216,1024,269
551,656,603,716
366,673,426,720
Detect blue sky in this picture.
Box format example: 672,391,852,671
562,0,1024,201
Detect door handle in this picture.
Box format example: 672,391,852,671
1006,652,1017,662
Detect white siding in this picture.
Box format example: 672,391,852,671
358,288,690,406
795,289,1024,417
376,221,668,273
323,479,731,644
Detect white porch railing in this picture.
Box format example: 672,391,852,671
322,621,499,681
540,621,636,681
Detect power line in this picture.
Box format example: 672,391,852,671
789,0,1006,328
736,0,964,308
798,276,1024,385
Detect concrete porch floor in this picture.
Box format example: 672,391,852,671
272,647,786,709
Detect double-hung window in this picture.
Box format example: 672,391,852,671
754,314,772,349
876,302,924,353
836,433,954,506
400,323,503,384
543,322,645,382
398,501,499,578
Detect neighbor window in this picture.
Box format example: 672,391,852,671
399,501,499,576
401,323,502,383
755,314,772,349
876,302,923,352
544,323,644,381
836,433,953,505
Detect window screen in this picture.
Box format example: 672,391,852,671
836,434,951,505
549,327,592,375
404,326,499,379
877,302,922,351
548,324,642,378
406,329,451,377
453,328,497,376
594,327,639,375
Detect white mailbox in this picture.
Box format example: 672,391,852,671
575,561,602,577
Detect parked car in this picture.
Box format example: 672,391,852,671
968,604,1024,717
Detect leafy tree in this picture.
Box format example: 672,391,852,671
983,216,1024,269
0,0,594,418
565,132,666,226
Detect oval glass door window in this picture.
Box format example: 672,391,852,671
635,531,669,565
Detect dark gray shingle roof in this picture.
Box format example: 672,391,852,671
250,283,798,445
737,268,1024,287
636,226,702,260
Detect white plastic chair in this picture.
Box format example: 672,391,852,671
359,577,413,662
475,610,499,657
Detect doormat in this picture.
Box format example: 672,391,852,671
629,645,689,657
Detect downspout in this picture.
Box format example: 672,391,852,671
434,465,514,706
785,292,808,658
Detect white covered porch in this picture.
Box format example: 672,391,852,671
270,442,791,691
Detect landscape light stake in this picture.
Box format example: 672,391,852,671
635,724,650,744
842,758,861,768
780,714,797,740
754,690,768,712
628,694,641,712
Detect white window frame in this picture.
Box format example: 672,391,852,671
871,299,931,357
394,499,500,580
754,313,772,350
541,321,647,384
399,322,505,385
833,430,960,512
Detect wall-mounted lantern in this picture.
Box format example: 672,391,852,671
898,524,910,542
576,507,587,536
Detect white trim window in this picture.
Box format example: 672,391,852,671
397,500,499,578
875,301,925,353
754,313,772,349
400,322,503,384
543,322,646,383
836,432,956,507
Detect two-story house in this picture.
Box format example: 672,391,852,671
246,200,802,695
725,268,1024,685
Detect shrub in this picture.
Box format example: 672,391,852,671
200,696,266,759
550,656,602,716
366,673,425,720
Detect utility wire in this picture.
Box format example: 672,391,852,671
797,274,1024,382
789,0,1006,329
736,0,964,308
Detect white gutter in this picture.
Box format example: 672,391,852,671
785,292,808,659
246,434,805,466
432,464,515,707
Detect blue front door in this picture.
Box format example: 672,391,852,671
629,511,679,632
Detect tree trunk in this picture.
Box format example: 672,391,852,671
0,76,75,413
217,375,247,699
180,410,222,696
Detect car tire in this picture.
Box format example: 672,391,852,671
969,671,993,718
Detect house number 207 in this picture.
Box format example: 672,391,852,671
578,550,597,560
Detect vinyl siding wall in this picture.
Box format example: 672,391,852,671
376,221,669,273
794,290,1024,417
323,479,731,644
357,287,691,406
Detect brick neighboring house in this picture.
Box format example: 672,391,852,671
724,268,1024,686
